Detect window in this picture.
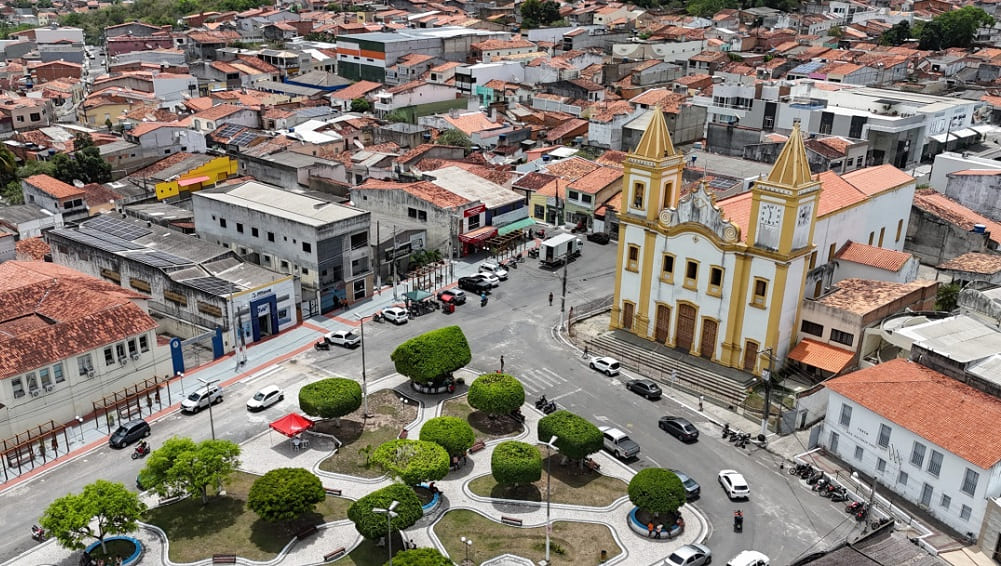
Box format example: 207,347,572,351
78,354,92,375
281,260,289,270
236,222,244,233
878,227,885,247
802,320,824,337
829,431,839,453
709,267,723,295
839,404,852,427
828,243,836,262
940,494,950,510
11,377,24,398
920,483,933,507
534,204,545,218
302,267,309,275
876,457,886,472
351,233,368,249
877,423,891,448
53,362,64,383
104,347,114,366
220,218,227,228
353,279,366,299
252,227,259,237
627,245,640,271
752,278,768,307
910,442,926,468
661,254,675,281
809,251,817,269
960,505,972,521
684,260,698,288
928,450,943,477
831,329,854,346
468,215,480,230
896,219,903,242
582,194,593,204
855,446,864,460
25,372,37,392
568,190,579,201
961,468,979,496
302,242,312,253
268,232,275,242
38,367,52,388
868,231,874,245
897,470,908,486
632,182,644,209
128,339,137,356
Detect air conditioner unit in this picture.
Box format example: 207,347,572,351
43,385,53,393
30,390,39,397
131,353,140,361
86,369,95,378
119,358,128,366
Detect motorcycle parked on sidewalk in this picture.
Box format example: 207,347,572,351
535,395,548,410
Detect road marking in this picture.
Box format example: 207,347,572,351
240,366,282,385
550,388,581,401
645,456,661,467
594,415,609,422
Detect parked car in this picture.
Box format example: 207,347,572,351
458,277,492,293
247,385,284,411
437,289,467,304
589,356,620,376
381,306,409,325
718,469,750,500
659,416,700,442
109,419,150,448
666,543,712,566
472,272,500,287
626,379,662,399
586,232,611,245
479,261,509,280
598,425,640,459
325,329,361,348
671,469,701,500
181,384,223,413
727,550,769,566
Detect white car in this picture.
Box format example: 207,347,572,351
479,261,509,280
325,329,361,348
718,469,750,500
589,356,620,376
382,306,409,325
726,550,769,566
472,272,500,287
247,385,284,412
666,543,712,566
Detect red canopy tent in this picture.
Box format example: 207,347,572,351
269,413,314,438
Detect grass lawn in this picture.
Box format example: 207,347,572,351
467,448,627,507
441,396,523,441
317,389,418,478
144,471,352,563
434,509,620,565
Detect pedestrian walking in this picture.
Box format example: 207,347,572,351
647,521,655,538
548,291,554,306
582,345,589,359
500,355,505,373
699,395,704,412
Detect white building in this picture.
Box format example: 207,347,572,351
824,359,1001,537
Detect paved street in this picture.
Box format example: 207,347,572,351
0,239,855,565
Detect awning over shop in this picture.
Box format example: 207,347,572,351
498,217,536,236
788,338,856,374
404,290,432,302
458,226,497,244
178,175,211,187
930,129,979,144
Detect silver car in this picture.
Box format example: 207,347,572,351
666,543,712,566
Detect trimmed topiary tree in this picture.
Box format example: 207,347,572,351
371,439,450,485
391,326,471,386
491,440,542,487
537,410,603,464
467,373,525,418
391,547,453,566
419,416,475,458
348,483,423,540
628,468,687,519
247,468,326,522
299,378,362,424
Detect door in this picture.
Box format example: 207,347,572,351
700,319,717,359
676,304,696,352
621,302,634,331
743,341,759,372
654,305,671,343
920,483,933,508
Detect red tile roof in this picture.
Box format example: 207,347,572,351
826,359,1001,469
840,164,913,196
912,188,1001,246
788,338,855,373
356,179,469,208
938,252,1001,274
835,241,911,272
14,237,49,261
568,166,622,194
24,174,82,200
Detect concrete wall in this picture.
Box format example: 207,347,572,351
799,299,864,352
943,173,1001,223
929,152,1001,192
350,186,458,254
707,123,762,157
905,205,996,265
833,257,919,284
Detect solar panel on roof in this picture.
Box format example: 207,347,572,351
231,132,258,146
56,229,133,253
185,276,240,295
217,124,243,138
709,178,735,190
84,216,151,241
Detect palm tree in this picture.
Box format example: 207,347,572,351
0,146,17,186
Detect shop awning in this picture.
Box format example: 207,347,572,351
178,175,211,187
498,217,535,236
788,338,856,374
404,290,432,302
929,129,979,144
458,226,497,244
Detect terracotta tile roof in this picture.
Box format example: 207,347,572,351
130,121,180,137
396,144,438,166
596,150,627,167
514,171,556,191
546,118,588,142
826,358,1001,469
717,191,752,242
24,174,82,199
630,87,673,106
536,178,569,199
912,188,1001,246
0,261,157,379
545,156,600,181
473,38,536,50
840,164,914,196
938,252,1001,274
950,169,1001,176
443,112,497,135
357,179,469,208
133,152,196,177
788,338,855,373
568,166,622,194
14,237,49,260
192,104,246,121
814,170,868,217
835,241,912,272
815,278,938,315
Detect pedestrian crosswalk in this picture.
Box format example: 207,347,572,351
518,367,570,395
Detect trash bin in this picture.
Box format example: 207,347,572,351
445,302,455,314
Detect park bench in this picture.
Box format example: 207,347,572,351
326,488,342,496
398,428,409,439
469,440,486,453
296,525,318,540
501,516,523,526
323,547,347,561
585,458,601,472
212,555,237,564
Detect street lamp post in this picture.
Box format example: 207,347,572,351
75,416,84,443
542,435,559,566
353,314,373,419
460,536,473,565
373,501,399,566
197,377,220,441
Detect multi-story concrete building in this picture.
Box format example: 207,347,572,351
192,180,372,316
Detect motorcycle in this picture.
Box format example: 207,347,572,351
535,395,548,410
846,500,866,514
830,489,849,503
807,470,824,485
729,429,742,443
31,525,46,542
733,511,744,533
870,516,893,531
480,295,488,308
819,483,839,498
314,340,330,351
528,248,539,259
542,401,557,415
722,423,731,439
132,442,151,460
372,312,384,323
812,476,830,492
855,504,870,521
798,464,815,479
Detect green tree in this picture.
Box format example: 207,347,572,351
350,98,371,112
51,133,112,185
627,468,687,519
371,439,450,485
419,416,475,458
686,0,738,18
467,372,525,418
391,326,472,386
40,480,146,554
920,6,993,50
537,410,603,463
434,128,472,150
1,180,23,204
141,437,241,504
936,282,960,312
828,25,843,38
385,109,410,123
491,441,542,487
347,484,423,540
391,547,454,566
0,145,17,186
298,378,362,424
879,21,911,46
247,468,326,523
520,0,561,28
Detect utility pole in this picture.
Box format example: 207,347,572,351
760,348,774,437
376,220,382,289
392,225,399,301
560,250,569,322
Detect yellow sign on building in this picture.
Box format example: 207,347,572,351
155,156,238,200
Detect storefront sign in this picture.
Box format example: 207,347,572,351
464,204,486,217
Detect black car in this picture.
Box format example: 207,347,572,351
627,379,662,400
109,419,150,448
458,277,491,293
659,416,700,442
587,232,611,245
671,469,702,500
